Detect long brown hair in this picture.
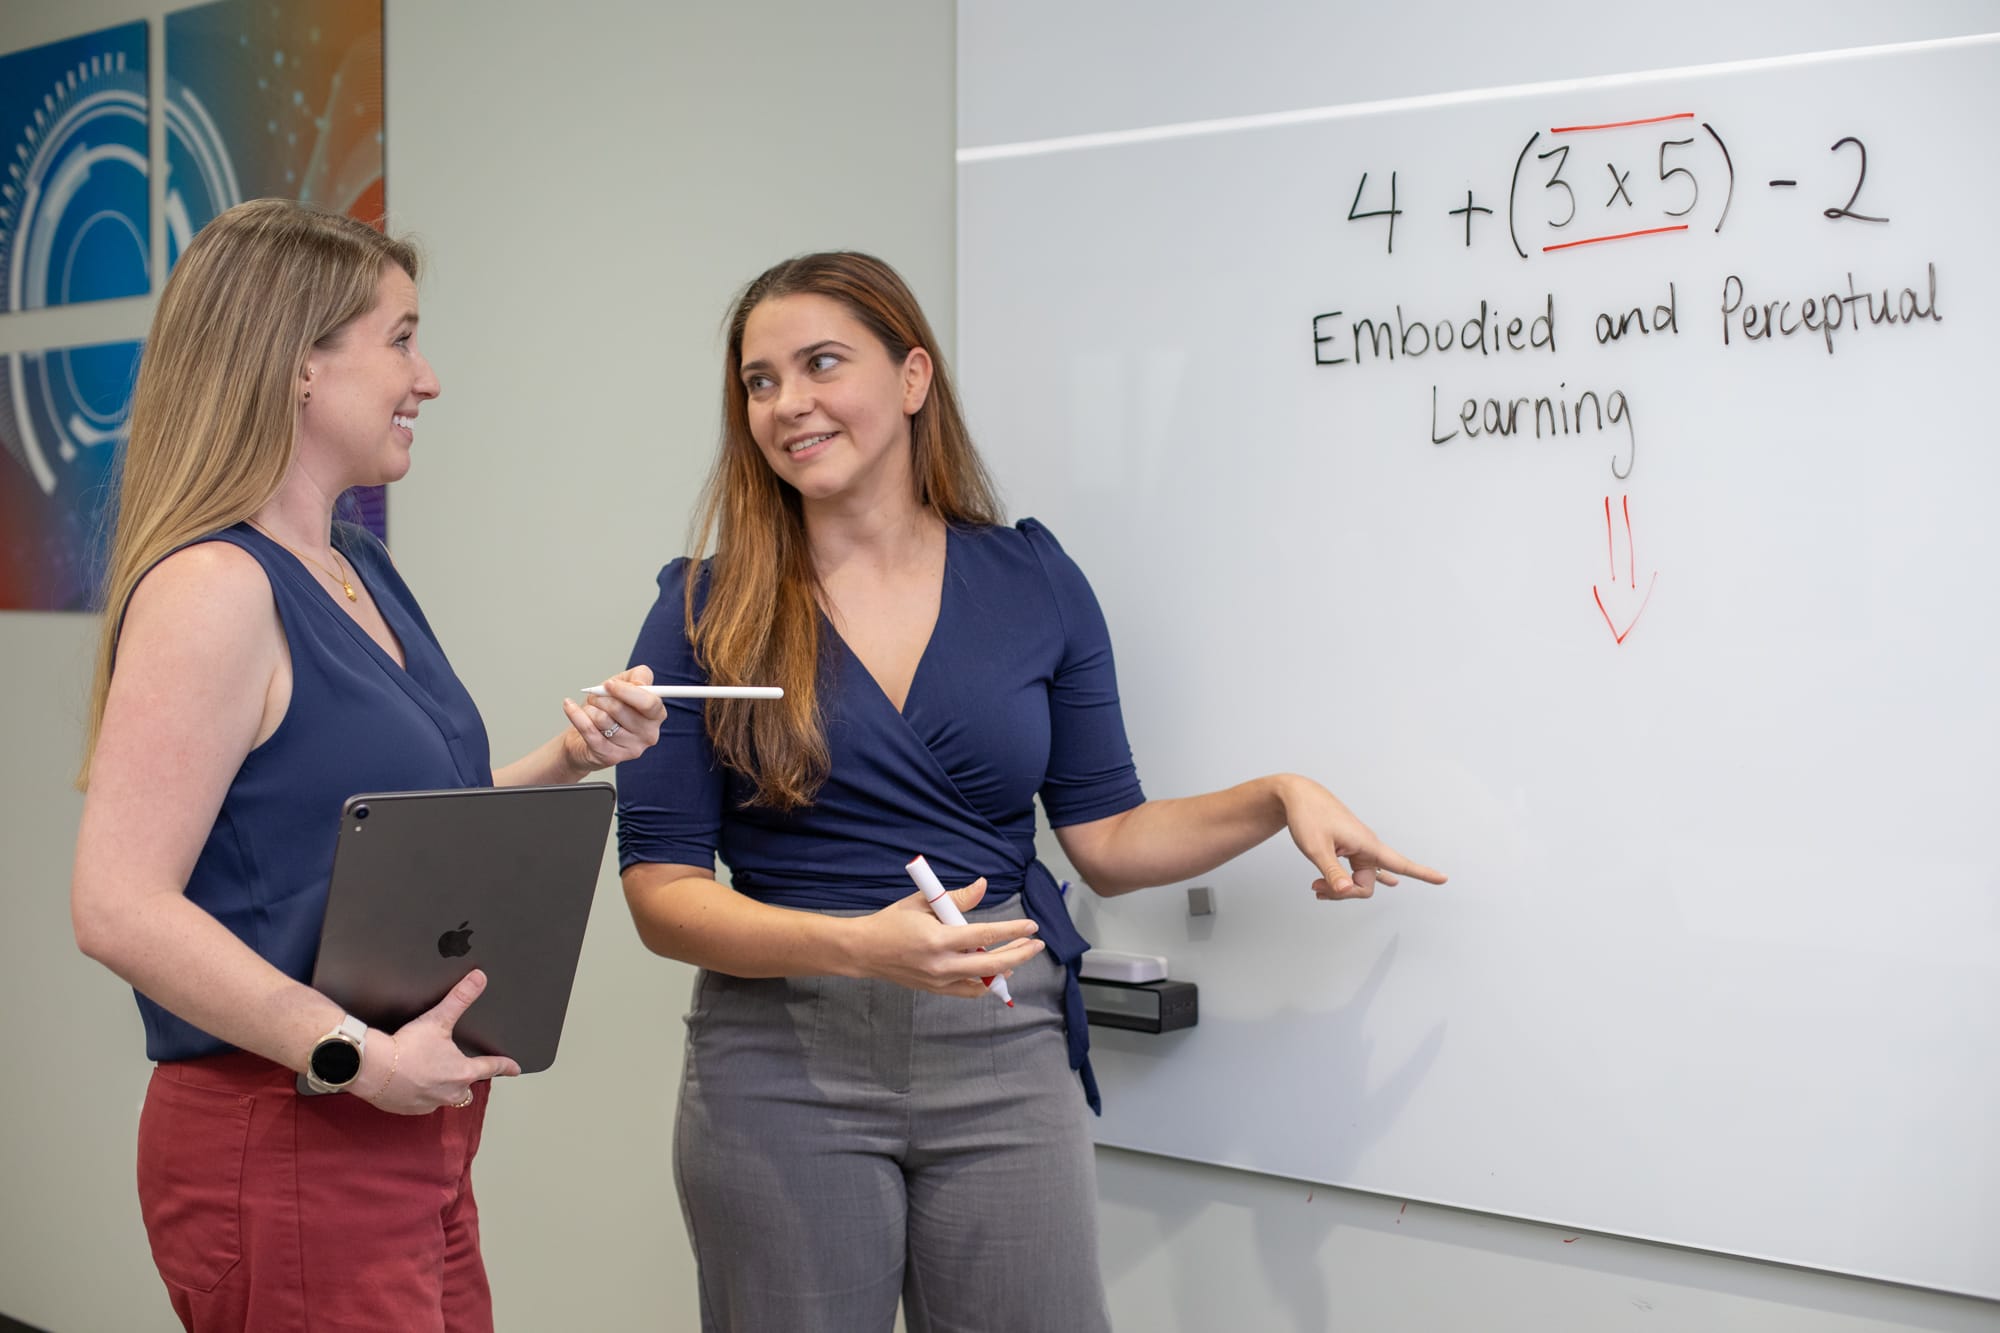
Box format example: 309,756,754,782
689,252,1002,809
79,199,418,788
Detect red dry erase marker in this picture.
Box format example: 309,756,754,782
906,855,1014,1006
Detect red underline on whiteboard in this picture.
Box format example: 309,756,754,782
1550,112,1695,133
1544,224,1688,252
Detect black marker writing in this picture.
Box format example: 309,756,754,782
1719,264,1940,355
1312,295,1557,369
1430,382,1637,480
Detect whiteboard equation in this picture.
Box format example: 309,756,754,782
1340,112,1895,256
1308,109,1949,644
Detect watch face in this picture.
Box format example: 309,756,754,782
311,1037,363,1086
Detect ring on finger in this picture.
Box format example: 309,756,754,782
452,1089,474,1108
601,722,621,739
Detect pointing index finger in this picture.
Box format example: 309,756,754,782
1376,848,1448,885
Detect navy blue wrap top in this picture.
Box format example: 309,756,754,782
616,519,1145,1111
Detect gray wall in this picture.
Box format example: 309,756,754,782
0,2,949,1330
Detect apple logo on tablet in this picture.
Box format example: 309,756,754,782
437,921,474,958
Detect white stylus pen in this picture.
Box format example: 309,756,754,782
581,685,783,699
905,854,1014,1006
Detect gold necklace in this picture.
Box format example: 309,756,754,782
248,521,358,601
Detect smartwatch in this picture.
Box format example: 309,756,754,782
301,1014,368,1095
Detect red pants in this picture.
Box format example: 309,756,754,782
136,1051,493,1332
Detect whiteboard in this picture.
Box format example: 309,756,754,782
959,36,2000,1299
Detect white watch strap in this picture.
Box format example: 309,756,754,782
303,1013,369,1094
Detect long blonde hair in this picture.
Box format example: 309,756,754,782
78,198,418,788
689,252,1002,810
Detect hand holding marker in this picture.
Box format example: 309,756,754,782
905,855,1013,1006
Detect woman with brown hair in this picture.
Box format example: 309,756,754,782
617,251,1445,1332
70,197,666,1331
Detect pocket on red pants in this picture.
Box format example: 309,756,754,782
137,1073,253,1293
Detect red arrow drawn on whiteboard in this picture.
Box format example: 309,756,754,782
1593,495,1658,645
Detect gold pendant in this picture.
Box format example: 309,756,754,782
341,581,357,601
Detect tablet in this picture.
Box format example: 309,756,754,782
307,783,615,1075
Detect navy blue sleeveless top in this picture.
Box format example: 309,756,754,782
136,521,492,1062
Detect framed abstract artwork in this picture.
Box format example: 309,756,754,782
166,0,388,538
0,339,143,610
0,22,150,312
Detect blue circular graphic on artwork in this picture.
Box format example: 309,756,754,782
0,41,149,603
0,336,140,606
165,79,243,267
0,56,149,312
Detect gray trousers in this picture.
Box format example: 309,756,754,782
674,898,1111,1333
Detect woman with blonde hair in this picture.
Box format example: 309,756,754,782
616,250,1446,1331
71,197,666,1331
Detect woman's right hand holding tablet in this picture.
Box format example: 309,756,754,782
356,969,521,1114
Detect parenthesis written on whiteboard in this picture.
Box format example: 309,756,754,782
1508,130,1538,259
1703,121,1735,233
